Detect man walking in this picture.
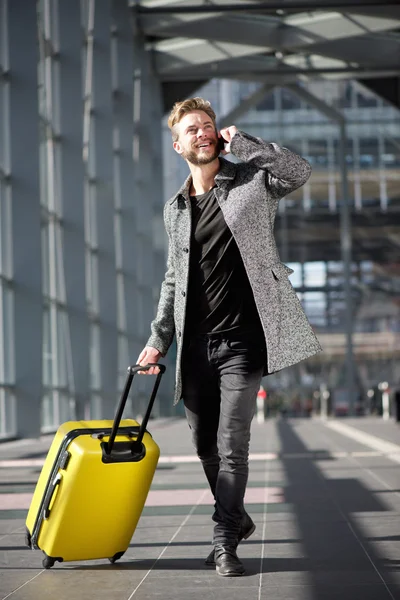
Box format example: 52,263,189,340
138,97,322,576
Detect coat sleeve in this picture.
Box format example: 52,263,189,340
229,130,312,199
146,204,176,355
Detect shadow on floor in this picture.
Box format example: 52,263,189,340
274,419,400,599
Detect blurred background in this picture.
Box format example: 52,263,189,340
0,0,399,439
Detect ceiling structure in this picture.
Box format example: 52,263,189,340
132,0,400,268
133,0,400,110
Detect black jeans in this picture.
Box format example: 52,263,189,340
181,329,266,546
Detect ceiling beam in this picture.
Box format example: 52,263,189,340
136,0,400,15
140,13,400,52
159,64,400,82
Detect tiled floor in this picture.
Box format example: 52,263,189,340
0,416,400,599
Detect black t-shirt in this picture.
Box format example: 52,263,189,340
185,187,262,336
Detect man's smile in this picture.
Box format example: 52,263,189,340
196,141,214,149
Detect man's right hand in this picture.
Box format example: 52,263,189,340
136,346,162,375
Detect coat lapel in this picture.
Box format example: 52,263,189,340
214,158,236,207
169,173,192,208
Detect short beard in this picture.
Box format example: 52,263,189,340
182,144,219,166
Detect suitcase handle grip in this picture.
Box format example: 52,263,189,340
43,473,62,519
106,363,166,455
129,363,166,376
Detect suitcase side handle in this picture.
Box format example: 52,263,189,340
106,363,166,455
42,473,62,519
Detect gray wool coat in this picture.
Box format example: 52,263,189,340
147,130,322,404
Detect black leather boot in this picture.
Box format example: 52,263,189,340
205,513,255,566
214,545,245,577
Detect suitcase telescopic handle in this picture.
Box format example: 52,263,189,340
107,363,166,455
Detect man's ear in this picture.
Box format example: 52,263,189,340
173,140,183,155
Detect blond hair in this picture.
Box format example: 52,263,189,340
168,97,217,142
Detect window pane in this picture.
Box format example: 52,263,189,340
1,284,14,382
90,324,100,389
304,262,326,287
0,388,16,438
41,392,55,431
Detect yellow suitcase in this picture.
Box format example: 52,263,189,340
25,363,165,569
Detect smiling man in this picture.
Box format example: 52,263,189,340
175,110,220,166
138,97,322,576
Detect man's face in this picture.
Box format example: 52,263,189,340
174,110,219,165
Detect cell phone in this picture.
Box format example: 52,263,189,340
217,136,225,152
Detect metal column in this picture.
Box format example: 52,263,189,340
286,84,357,415
90,0,118,416
58,0,90,420
131,13,174,415
8,0,42,437
146,62,169,416
112,0,138,411
338,121,356,415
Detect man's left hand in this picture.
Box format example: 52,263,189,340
219,126,238,154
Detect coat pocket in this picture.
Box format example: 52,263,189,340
271,262,294,281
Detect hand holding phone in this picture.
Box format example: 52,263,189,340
218,126,238,154
218,125,238,154
217,136,226,153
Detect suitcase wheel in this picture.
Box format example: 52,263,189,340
42,556,56,569
25,528,32,549
108,551,125,564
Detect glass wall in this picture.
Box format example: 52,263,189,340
37,0,76,431
0,0,169,439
